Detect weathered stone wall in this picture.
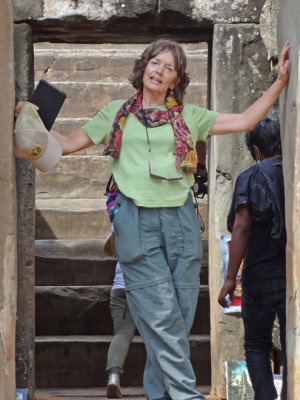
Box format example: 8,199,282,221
0,1,17,400
278,2,300,400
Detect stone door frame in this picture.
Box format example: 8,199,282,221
14,21,216,400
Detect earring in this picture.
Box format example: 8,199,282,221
255,149,261,162
254,145,260,162
170,89,174,96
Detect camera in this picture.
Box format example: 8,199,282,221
193,175,207,198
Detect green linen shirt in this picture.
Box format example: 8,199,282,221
82,100,218,207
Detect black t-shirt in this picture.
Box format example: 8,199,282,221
227,156,286,286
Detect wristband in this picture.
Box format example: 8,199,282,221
197,163,206,169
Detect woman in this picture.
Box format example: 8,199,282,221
15,39,290,400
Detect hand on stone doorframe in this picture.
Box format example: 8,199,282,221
14,101,38,120
276,41,291,87
218,277,236,308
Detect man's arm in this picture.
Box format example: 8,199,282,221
218,205,252,308
195,141,207,179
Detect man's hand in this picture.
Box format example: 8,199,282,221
218,277,236,308
196,163,208,181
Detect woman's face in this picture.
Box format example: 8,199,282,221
143,50,179,98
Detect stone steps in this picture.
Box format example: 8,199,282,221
35,335,211,388
35,236,210,388
35,285,210,336
35,238,209,337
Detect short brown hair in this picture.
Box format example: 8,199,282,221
129,39,189,104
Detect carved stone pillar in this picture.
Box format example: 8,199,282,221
14,23,36,400
209,24,270,398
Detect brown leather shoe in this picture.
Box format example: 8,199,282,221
106,373,122,398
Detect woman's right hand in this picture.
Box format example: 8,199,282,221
14,101,38,120
14,101,94,155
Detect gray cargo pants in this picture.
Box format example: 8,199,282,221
113,192,205,400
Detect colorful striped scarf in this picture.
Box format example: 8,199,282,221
103,91,197,174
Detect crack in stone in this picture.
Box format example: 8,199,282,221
42,55,58,79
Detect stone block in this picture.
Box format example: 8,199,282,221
52,117,90,136
35,335,146,388
35,238,107,260
187,54,208,83
35,155,111,200
158,0,193,17
13,0,43,21
191,286,210,335
14,24,35,100
260,0,279,60
15,0,265,25
34,48,207,84
35,199,111,239
35,239,116,286
185,83,208,107
51,118,106,155
41,0,157,20
42,81,207,119
34,50,140,83
35,285,114,335
212,24,270,114
190,0,266,24
35,255,117,286
52,82,136,118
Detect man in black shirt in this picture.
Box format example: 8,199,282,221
218,118,287,400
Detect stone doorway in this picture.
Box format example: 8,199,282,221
32,40,212,395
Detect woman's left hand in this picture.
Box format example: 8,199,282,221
277,41,291,87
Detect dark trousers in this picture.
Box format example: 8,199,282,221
242,277,287,400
